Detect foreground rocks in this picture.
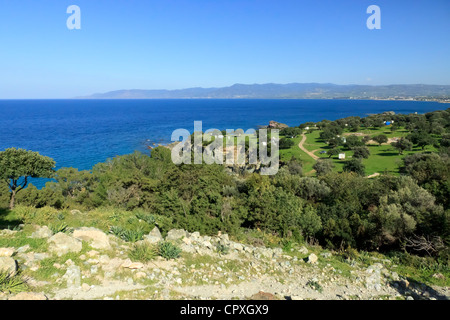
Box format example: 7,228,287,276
0,225,448,301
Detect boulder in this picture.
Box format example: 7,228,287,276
0,248,15,257
267,120,289,129
307,253,318,264
166,229,188,241
72,227,111,250
298,246,308,254
48,233,82,257
143,227,163,244
30,226,53,239
0,257,17,275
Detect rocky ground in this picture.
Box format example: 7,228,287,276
0,225,448,300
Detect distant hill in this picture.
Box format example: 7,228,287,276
76,83,450,100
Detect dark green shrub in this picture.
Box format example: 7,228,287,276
158,241,182,260
128,243,158,262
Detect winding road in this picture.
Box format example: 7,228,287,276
298,133,319,160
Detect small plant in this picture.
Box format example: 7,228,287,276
216,243,229,255
56,212,65,221
129,243,158,262
50,222,71,234
0,271,28,294
108,211,122,222
109,225,125,238
120,228,145,243
158,241,181,260
281,239,294,253
357,250,372,266
135,212,156,225
306,280,323,293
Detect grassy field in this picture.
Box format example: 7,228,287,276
280,126,439,177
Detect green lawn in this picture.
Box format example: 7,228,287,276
280,127,439,177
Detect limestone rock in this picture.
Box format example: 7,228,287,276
63,265,81,288
0,257,17,275
144,227,163,244
0,248,15,257
48,233,82,256
31,226,53,239
8,292,47,300
166,229,188,241
298,246,309,255
72,227,111,250
307,253,318,264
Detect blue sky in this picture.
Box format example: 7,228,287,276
0,0,449,98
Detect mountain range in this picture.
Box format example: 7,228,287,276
76,83,450,100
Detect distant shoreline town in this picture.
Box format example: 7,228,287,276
76,83,450,101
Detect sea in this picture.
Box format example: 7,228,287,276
0,99,445,188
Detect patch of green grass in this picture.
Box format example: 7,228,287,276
0,230,48,252
280,126,441,177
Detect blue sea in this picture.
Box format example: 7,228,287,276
0,99,445,187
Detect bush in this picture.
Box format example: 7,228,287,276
128,243,158,262
158,241,182,260
216,243,230,255
109,226,145,242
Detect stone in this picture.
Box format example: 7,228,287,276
63,265,81,288
0,257,17,275
432,273,445,280
70,209,82,215
298,246,308,254
249,291,279,300
127,262,144,269
30,226,53,239
48,233,82,256
144,227,163,244
231,243,244,252
307,253,318,264
166,229,188,241
81,283,91,292
135,272,147,279
8,292,47,300
180,243,196,253
16,245,30,254
0,248,15,257
72,227,111,250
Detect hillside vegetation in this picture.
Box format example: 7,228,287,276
0,109,449,299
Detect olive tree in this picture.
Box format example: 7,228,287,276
0,148,55,209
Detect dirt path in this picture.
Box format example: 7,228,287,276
298,133,319,160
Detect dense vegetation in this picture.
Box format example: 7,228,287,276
0,109,449,269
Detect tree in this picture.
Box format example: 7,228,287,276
326,148,340,159
372,134,388,146
0,148,55,209
352,146,370,159
344,135,364,149
279,137,295,149
313,159,334,176
417,135,436,150
391,138,413,155
343,159,365,176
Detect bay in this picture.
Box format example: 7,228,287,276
0,99,444,188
